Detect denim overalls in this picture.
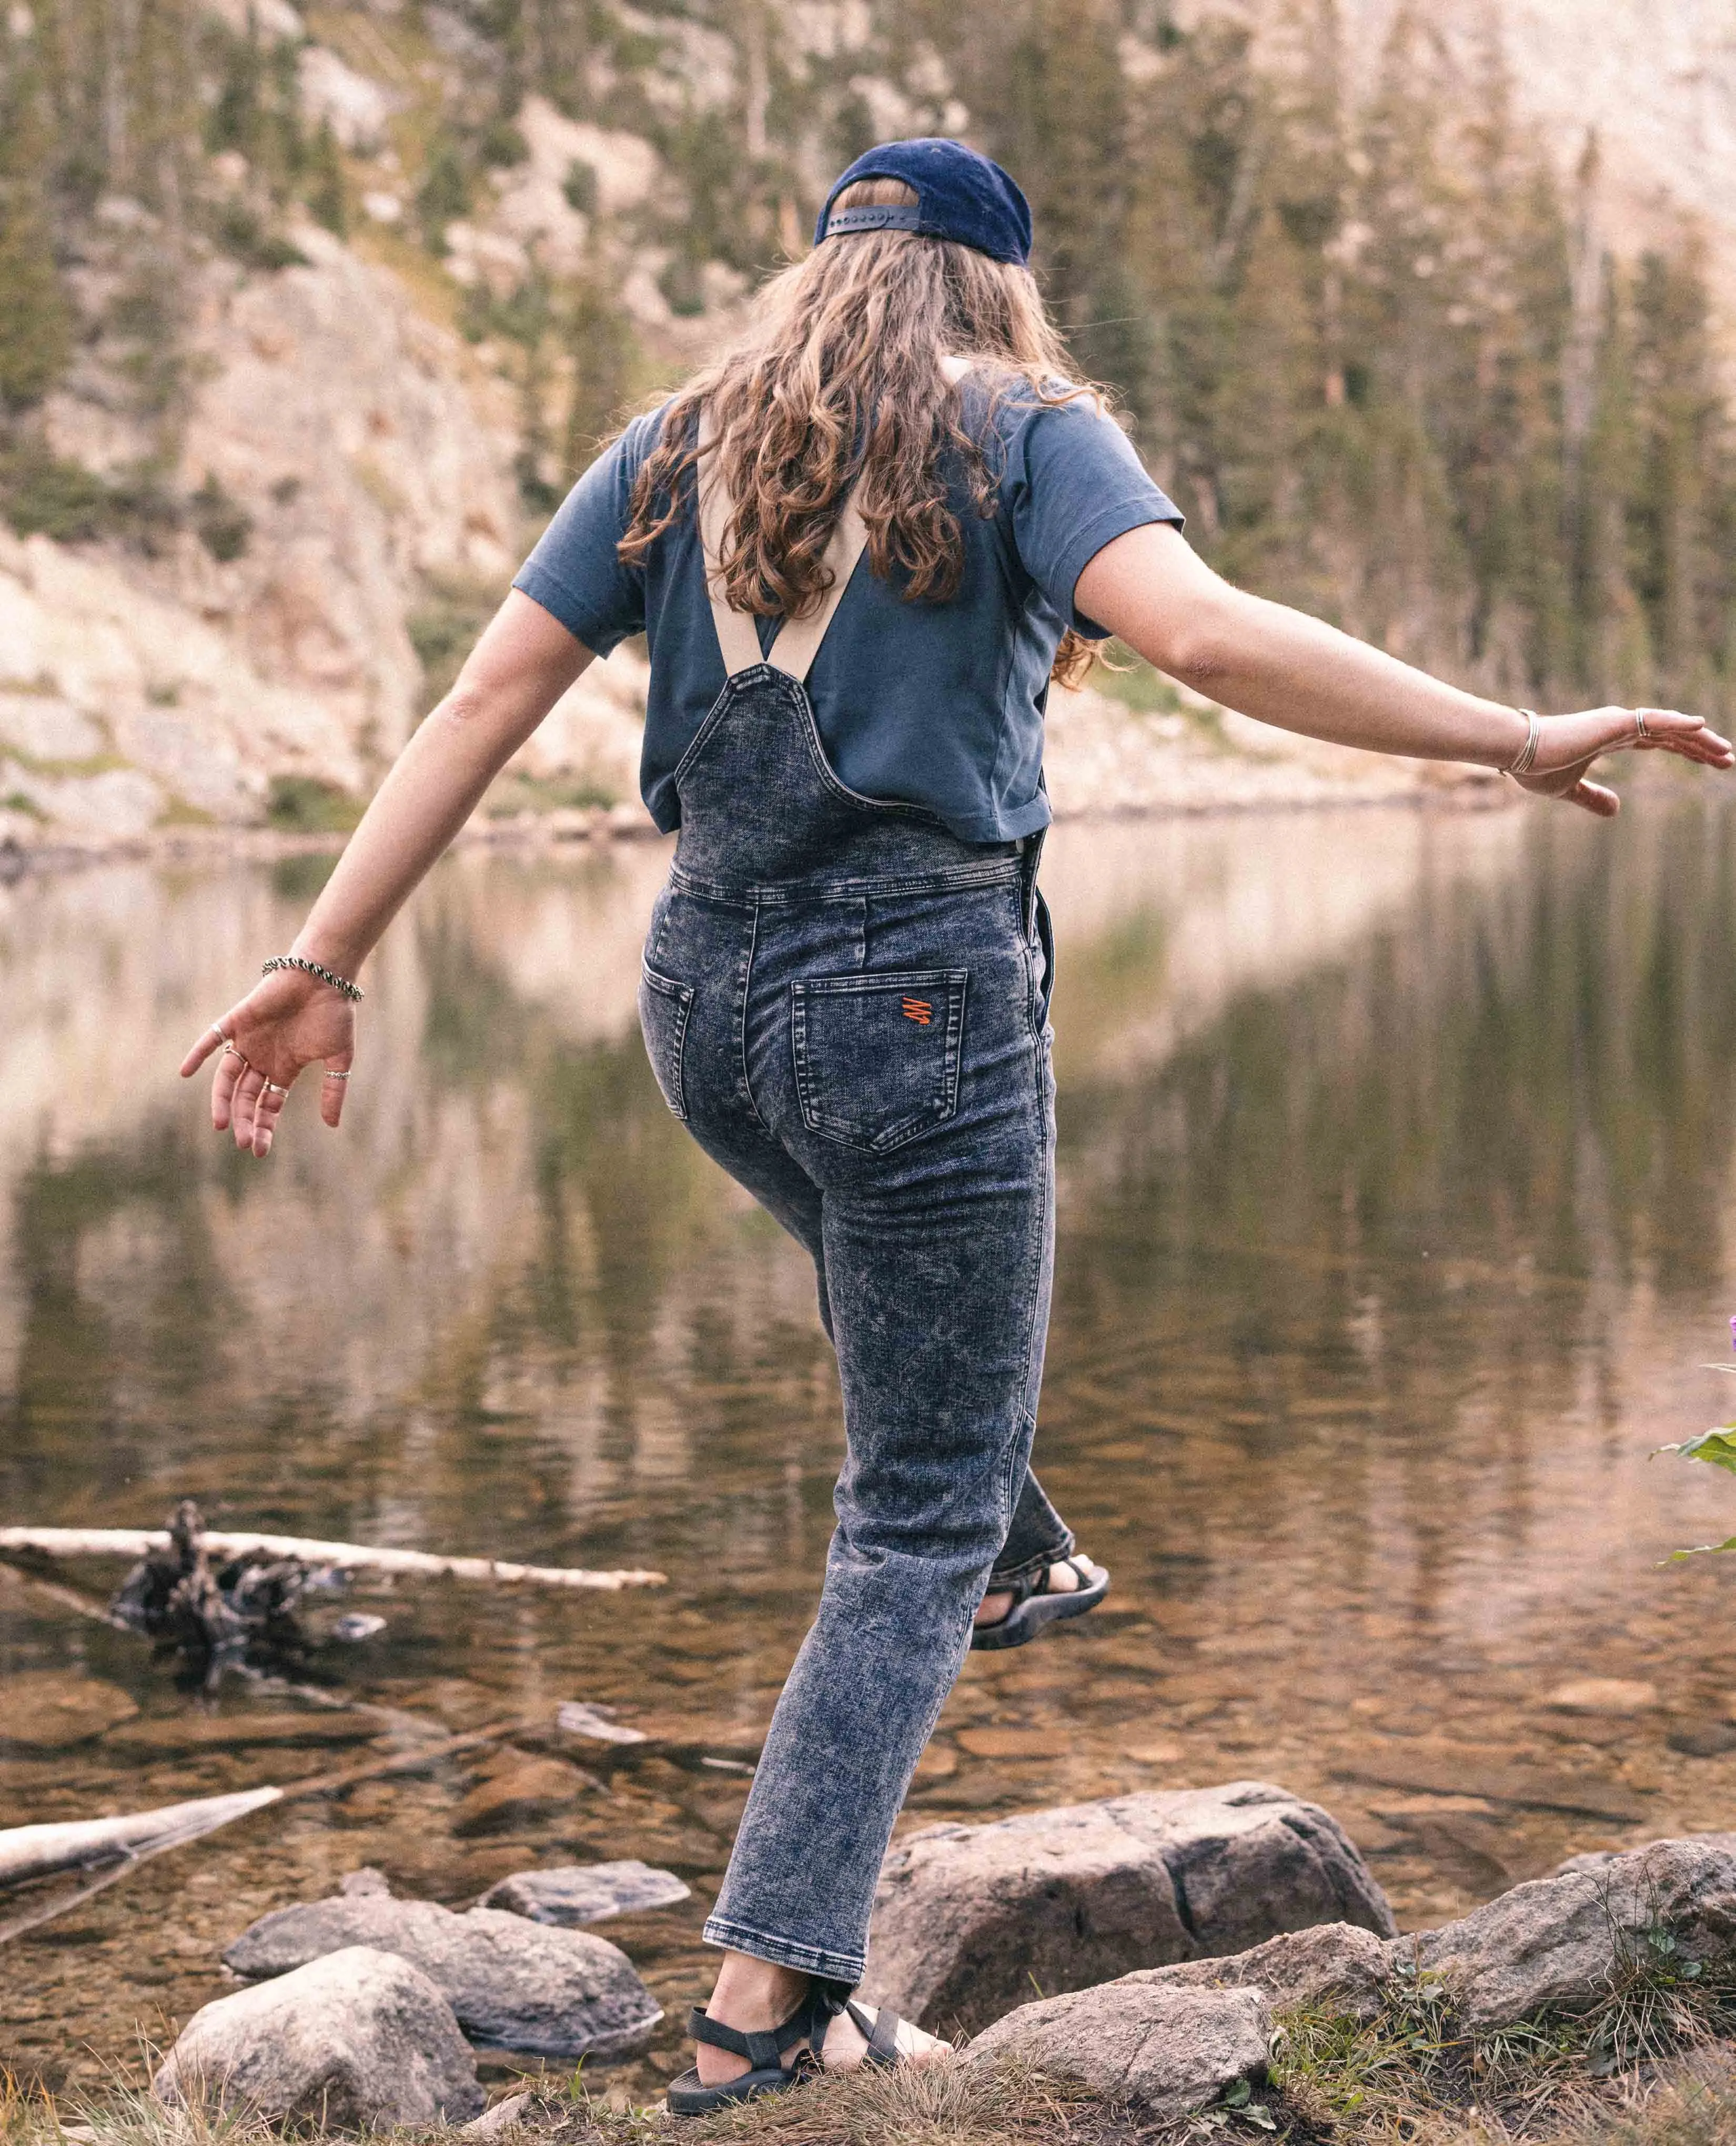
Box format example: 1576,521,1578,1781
637,452,1072,1986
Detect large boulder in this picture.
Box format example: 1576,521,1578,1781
480,1860,690,1925
1409,1837,1736,2029
863,1783,1395,2034
224,1892,661,2059
1134,1921,1395,2023
964,1981,1271,2120
153,1946,484,2129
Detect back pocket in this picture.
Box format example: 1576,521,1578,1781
639,962,694,1120
791,969,968,1153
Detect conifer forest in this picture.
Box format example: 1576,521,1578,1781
2,0,1733,717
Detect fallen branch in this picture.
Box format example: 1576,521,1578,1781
0,1526,665,1591
0,1787,284,1890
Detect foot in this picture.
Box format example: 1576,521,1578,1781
693,1962,949,2088
975,1553,1089,1630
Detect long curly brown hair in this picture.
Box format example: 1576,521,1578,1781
618,177,1110,687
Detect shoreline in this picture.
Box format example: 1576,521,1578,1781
0,778,1519,886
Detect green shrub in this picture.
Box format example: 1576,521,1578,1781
189,471,251,562
0,442,110,540
265,774,365,833
562,158,599,214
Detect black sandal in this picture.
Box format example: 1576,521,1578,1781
970,1553,1109,1652
667,1989,907,2115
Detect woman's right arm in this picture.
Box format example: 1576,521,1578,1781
180,590,593,1158
1076,523,1733,807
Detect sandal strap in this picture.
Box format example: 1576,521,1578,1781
688,1985,847,2076
687,2003,809,2074
857,2002,903,2067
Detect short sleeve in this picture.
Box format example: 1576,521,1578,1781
1005,395,1183,636
511,410,663,655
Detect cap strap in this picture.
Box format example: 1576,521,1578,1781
823,203,925,239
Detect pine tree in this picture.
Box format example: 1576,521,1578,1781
0,32,73,413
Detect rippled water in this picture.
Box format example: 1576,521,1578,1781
5,794,1736,2096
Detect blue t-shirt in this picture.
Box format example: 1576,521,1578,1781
512,379,1182,845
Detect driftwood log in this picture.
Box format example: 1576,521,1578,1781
0,1787,285,1889
0,1523,665,1590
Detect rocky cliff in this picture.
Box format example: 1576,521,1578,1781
2,0,1729,852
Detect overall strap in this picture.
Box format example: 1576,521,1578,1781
697,413,869,685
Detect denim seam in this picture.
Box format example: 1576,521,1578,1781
1015,1037,1052,1428
735,897,768,1128
669,860,1023,905
701,1914,865,1986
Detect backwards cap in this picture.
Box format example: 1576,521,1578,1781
815,137,1033,266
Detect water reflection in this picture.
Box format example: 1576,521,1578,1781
4,796,1736,2090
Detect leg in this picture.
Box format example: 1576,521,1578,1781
705,1088,1055,1986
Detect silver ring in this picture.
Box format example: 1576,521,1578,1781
1636,709,1651,741
209,1024,230,1044
262,1080,289,1097
322,1068,352,1080
222,1041,247,1062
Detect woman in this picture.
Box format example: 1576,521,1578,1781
181,138,1731,2108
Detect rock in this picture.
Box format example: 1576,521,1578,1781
1,1672,138,1749
1668,1721,1736,1758
1134,1921,1395,2023
1542,1678,1659,1715
1408,1836,1736,2029
224,1894,661,2059
964,1981,1271,2120
105,1711,380,1755
481,1861,690,1925
453,1756,601,1837
862,1782,1396,2034
463,2091,533,2137
1334,1744,1650,1821
153,1946,484,2129
341,1867,392,1897
955,1727,1054,1759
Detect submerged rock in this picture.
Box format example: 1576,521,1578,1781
863,1781,1396,2034
452,1755,601,1837
1135,1920,1395,2023
224,1893,661,2060
154,1945,484,2129
1409,1835,1736,2029
965,1980,1271,2120
481,1860,690,1925
2,1671,138,1750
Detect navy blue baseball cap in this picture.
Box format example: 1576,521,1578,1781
815,138,1033,266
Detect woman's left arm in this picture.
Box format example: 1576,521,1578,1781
1076,523,1733,814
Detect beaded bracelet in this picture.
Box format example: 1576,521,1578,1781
262,954,364,1001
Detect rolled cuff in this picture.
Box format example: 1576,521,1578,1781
701,1914,865,1989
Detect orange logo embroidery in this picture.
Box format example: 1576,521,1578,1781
901,997,933,1026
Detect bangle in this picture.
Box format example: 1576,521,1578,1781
263,954,364,1001
1504,708,1541,778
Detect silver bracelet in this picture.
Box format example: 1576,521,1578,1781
1504,708,1541,778
263,954,364,1001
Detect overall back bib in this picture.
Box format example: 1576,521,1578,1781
638,451,1068,1985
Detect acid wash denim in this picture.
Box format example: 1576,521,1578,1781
637,653,1069,1990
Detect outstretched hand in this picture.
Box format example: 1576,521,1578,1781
179,967,357,1159
1516,707,1734,816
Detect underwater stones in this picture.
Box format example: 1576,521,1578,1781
480,1860,690,1925
154,1946,485,2129
224,1893,661,2059
452,1755,601,1837
2,1671,138,1750
1408,1836,1736,2029
965,1980,1271,2120
863,1781,1396,2035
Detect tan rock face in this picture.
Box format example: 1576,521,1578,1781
13,229,521,841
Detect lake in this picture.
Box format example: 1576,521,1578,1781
4,792,1736,2097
